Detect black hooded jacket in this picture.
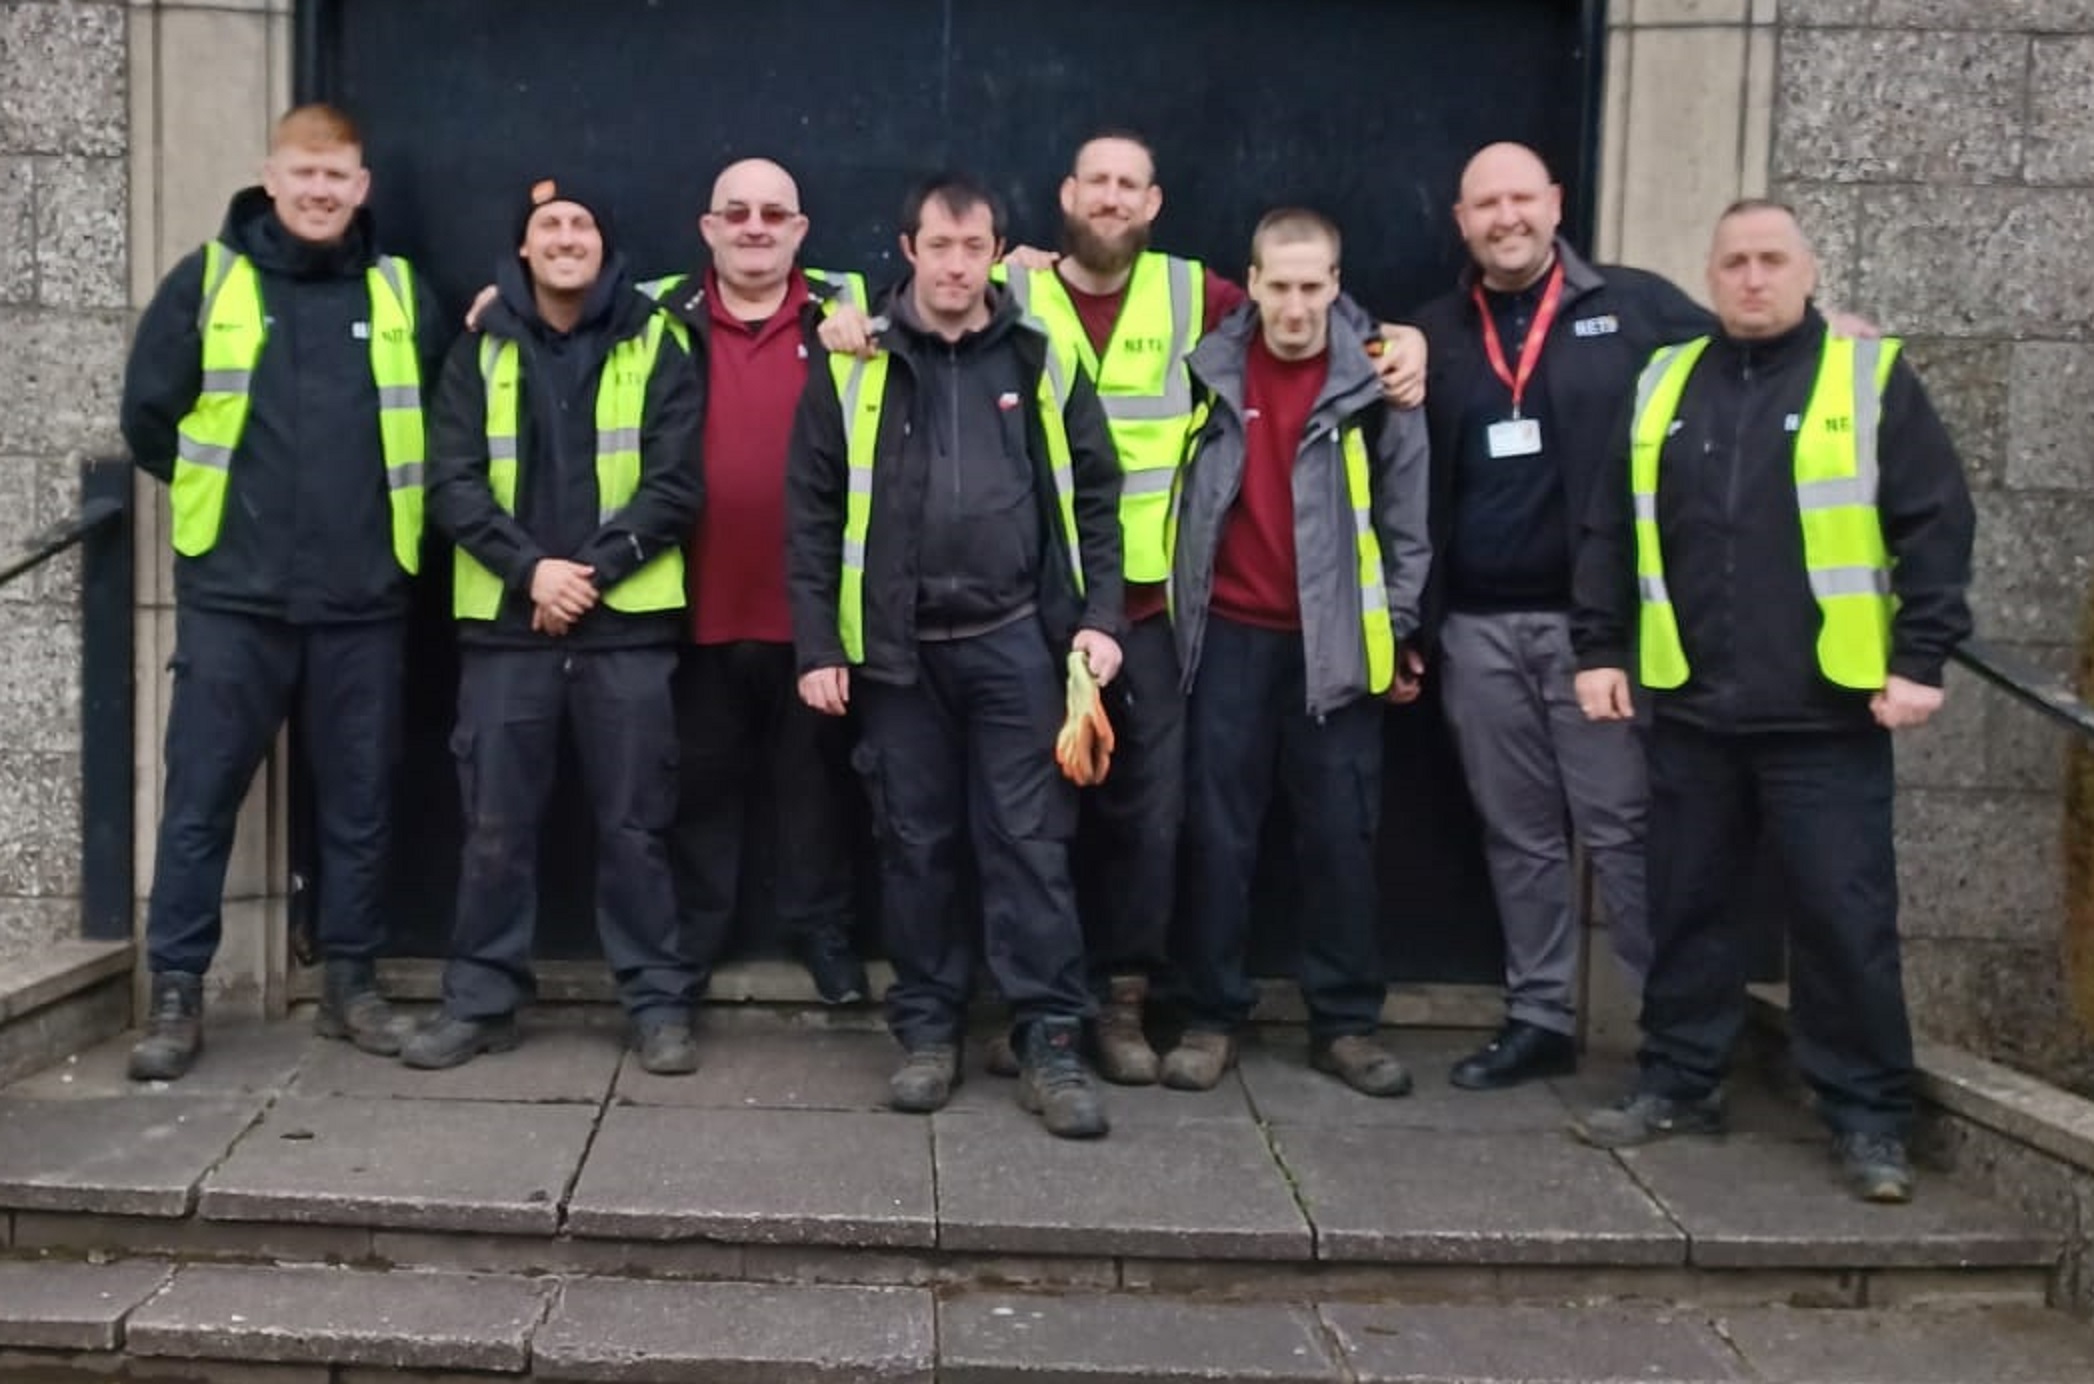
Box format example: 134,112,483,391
120,188,448,623
787,279,1124,685
426,252,704,650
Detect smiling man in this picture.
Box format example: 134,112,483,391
786,172,1125,1139
121,104,447,1081
412,175,704,1074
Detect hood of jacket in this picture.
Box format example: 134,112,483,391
879,274,1028,363
480,247,649,344
218,185,378,280
1185,291,1384,417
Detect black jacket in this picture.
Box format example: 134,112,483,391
427,253,704,650
1571,309,1976,733
121,188,449,623
787,279,1124,685
1408,240,1714,646
650,265,854,362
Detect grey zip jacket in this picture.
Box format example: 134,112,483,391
1169,296,1432,716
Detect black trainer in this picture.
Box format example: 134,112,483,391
1833,1131,1914,1204
1449,1021,1577,1091
1570,1089,1726,1148
400,1013,520,1070
792,926,870,1005
1017,1017,1108,1139
127,972,204,1082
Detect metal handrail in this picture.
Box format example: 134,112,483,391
1952,638,2094,743
0,493,125,589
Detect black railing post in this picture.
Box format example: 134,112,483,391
79,456,134,943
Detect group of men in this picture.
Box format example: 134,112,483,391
119,104,1974,1197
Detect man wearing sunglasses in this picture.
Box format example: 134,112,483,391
640,158,875,1011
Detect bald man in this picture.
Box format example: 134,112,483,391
1406,142,1717,1092
642,159,873,1007
1567,201,1973,1203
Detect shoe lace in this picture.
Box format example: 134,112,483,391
1840,1132,1905,1167
1031,1029,1088,1088
150,984,190,1025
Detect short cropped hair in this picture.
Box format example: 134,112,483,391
1250,207,1341,271
1071,128,1157,180
900,171,1006,242
272,103,361,152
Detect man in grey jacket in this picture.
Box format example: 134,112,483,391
1163,208,1432,1095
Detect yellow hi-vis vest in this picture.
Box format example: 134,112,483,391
1165,404,1395,696
1009,253,1203,584
173,240,425,571
453,313,684,619
639,267,867,314
826,330,1087,664
1629,334,1900,691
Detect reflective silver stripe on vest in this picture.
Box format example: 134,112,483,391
1796,476,1874,510
1638,575,1672,602
1121,468,1175,497
601,427,642,453
1053,463,1075,494
1360,583,1389,614
386,462,425,491
489,435,519,461
848,463,874,497
1009,270,1033,314
177,440,234,471
842,536,867,567
1633,493,1658,522
841,356,871,422
1850,337,1884,500
1633,342,1692,425
815,271,860,311
374,255,410,312
201,370,251,393
1040,338,1070,401
1808,565,1892,598
1102,256,1199,423
196,244,239,329
377,386,421,409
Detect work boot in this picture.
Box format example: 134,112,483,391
1093,975,1159,1086
1833,1131,1914,1204
1159,1030,1237,1092
792,924,870,1006
127,972,204,1082
313,958,413,1057
1312,1034,1414,1098
399,1013,520,1070
983,1033,1020,1078
1570,1089,1727,1149
889,1044,960,1113
633,1015,699,1076
1017,1017,1108,1139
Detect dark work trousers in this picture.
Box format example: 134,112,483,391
669,640,858,984
146,606,403,976
1438,610,1649,1036
444,645,696,1023
1636,718,1914,1135
853,619,1092,1051
1073,612,1184,993
1177,616,1388,1042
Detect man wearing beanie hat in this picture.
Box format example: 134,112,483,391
412,174,705,1073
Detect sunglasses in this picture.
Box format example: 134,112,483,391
710,203,801,226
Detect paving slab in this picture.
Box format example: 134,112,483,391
1238,1034,1570,1132
0,1259,173,1350
534,1277,933,1383
1619,1134,2059,1268
566,1104,935,1247
940,1292,1339,1382
1271,1126,1683,1265
1551,1056,1824,1141
1717,1306,2094,1383
294,1024,620,1103
197,1095,596,1233
934,1099,1311,1259
0,1095,264,1215
4,1021,311,1100
1320,1303,1750,1383
0,1352,327,1382
613,1025,896,1109
125,1263,546,1372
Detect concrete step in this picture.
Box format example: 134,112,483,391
5,1259,2094,1382
0,1019,2064,1313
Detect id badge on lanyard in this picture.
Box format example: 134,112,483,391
1474,261,1565,461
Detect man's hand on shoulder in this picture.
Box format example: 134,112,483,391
816,304,882,359
1373,323,1427,409
1002,245,1059,272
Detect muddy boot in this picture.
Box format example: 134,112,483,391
1017,1017,1108,1139
314,958,413,1056
983,1033,1020,1078
1160,1030,1237,1091
1093,975,1159,1086
128,972,204,1082
890,1044,960,1113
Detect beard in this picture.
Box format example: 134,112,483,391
1061,213,1150,276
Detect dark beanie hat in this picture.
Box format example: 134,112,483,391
513,174,619,257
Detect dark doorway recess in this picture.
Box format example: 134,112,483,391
294,0,1608,986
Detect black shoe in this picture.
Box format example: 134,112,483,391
1570,1089,1726,1148
633,1016,699,1076
1449,1021,1577,1091
128,972,204,1082
793,926,869,1005
1833,1131,1914,1204
314,958,414,1057
1018,1017,1108,1139
889,1044,959,1113
400,1013,520,1070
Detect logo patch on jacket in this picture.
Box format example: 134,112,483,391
997,391,1020,411
1572,315,1619,337
1785,414,1802,433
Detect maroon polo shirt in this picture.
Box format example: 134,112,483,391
1209,331,1327,633
688,268,813,646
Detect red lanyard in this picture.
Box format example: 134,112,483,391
1471,259,1565,418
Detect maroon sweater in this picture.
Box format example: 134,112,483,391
1209,332,1327,632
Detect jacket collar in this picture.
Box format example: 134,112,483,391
1457,235,1604,303
1186,292,1383,420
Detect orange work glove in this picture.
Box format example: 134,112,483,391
1053,650,1116,786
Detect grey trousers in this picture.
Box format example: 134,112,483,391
1439,610,1650,1034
